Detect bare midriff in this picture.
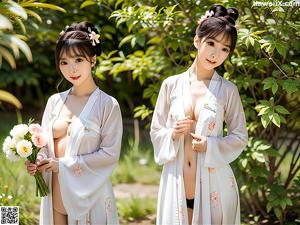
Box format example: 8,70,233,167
51,95,89,215
183,78,209,200
52,115,72,215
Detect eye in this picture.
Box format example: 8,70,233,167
60,61,67,65
223,48,230,53
75,58,84,63
207,41,214,46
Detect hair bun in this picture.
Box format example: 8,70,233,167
209,4,238,25
210,4,227,17
227,8,239,22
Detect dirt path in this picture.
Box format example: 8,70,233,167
114,183,159,199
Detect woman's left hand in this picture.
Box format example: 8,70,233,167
37,158,59,173
190,133,207,152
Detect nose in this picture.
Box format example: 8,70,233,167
69,63,77,73
211,49,219,59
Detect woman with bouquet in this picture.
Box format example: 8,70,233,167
25,21,122,225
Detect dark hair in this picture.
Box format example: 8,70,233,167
55,21,101,77
196,4,239,53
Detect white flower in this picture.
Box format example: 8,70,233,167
16,140,32,158
6,149,20,162
10,124,28,140
88,31,100,46
2,136,16,153
198,10,214,25
205,10,214,17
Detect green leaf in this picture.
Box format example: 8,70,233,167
136,34,145,47
274,105,290,114
80,0,96,9
267,202,273,213
261,114,271,128
118,34,134,48
257,144,271,151
147,37,161,45
275,42,286,57
282,80,299,94
274,208,281,219
271,113,281,127
25,9,42,22
0,14,13,30
0,90,22,109
7,0,27,19
262,77,278,94
253,152,265,163
20,2,66,13
0,46,16,69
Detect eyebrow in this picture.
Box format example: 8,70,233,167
207,37,231,48
59,55,85,60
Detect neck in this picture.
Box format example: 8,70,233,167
71,77,97,97
192,58,214,81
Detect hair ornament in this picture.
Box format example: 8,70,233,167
59,25,69,36
198,10,214,25
88,27,100,46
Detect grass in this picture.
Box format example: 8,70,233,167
117,196,156,224
111,138,161,185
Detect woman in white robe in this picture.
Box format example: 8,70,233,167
25,21,122,225
150,5,248,225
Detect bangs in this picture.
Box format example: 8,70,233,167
58,39,91,60
205,26,233,49
196,17,237,52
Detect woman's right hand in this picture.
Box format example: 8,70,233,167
172,116,194,141
25,155,43,176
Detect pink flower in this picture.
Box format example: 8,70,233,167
73,164,82,177
208,120,216,131
29,124,42,134
210,191,220,207
31,133,47,148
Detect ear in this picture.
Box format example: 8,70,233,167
91,55,97,67
194,35,200,49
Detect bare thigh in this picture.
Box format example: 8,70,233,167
53,208,68,225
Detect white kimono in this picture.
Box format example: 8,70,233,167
150,68,248,225
38,88,122,225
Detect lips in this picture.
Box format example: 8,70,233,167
206,59,216,64
70,76,81,80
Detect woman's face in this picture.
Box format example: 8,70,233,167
194,33,231,70
58,50,95,86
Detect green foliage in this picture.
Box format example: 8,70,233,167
111,138,161,185
117,197,156,222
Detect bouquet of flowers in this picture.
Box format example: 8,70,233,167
2,120,49,197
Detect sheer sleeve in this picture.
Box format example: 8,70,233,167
37,95,55,160
204,85,248,168
150,79,180,165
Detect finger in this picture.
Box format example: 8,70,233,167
190,133,202,141
28,165,37,170
25,160,31,166
37,164,50,171
177,120,193,125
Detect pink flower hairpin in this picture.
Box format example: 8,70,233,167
198,10,214,25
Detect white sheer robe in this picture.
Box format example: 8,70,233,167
38,88,122,225
150,67,248,225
